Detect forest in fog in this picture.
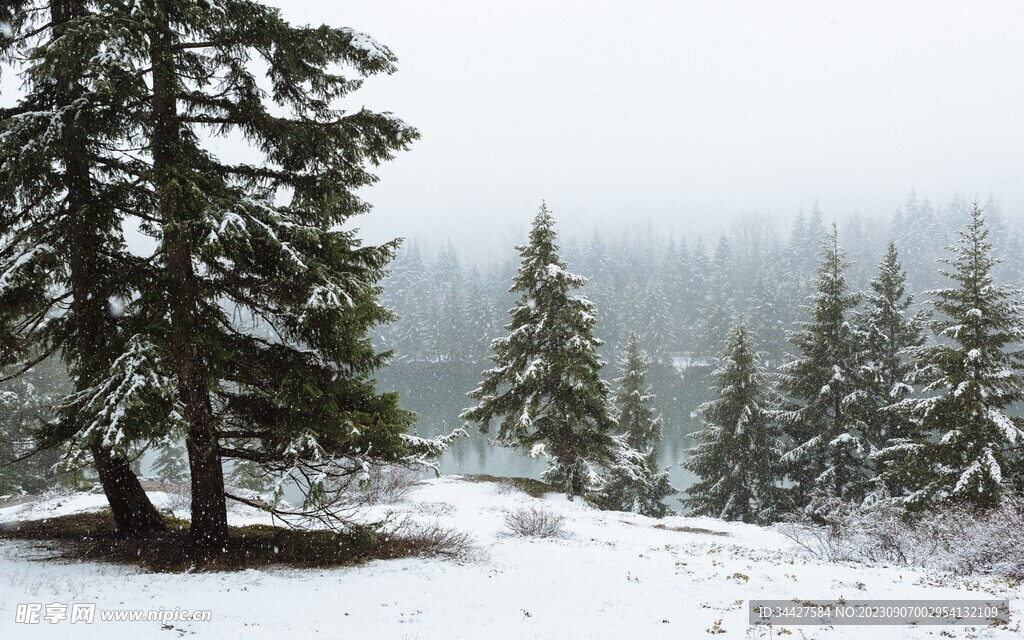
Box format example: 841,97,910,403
379,193,1024,368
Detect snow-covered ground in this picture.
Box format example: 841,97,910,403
0,477,1020,639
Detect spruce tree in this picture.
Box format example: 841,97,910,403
685,320,788,524
463,268,499,364
885,204,1024,510
696,269,736,361
3,0,446,548
777,226,869,510
0,0,168,536
599,333,674,517
226,459,273,494
461,204,619,497
748,268,788,366
134,0,440,547
642,284,676,363
854,242,925,498
661,236,689,348
383,243,433,361
152,441,189,484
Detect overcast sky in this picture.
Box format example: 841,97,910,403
5,1,1023,248
268,0,1021,247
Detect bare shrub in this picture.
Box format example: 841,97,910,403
359,466,420,505
778,500,1024,579
164,483,191,518
502,505,567,538
383,518,481,561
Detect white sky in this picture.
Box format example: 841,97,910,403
4,1,1023,248
273,0,1023,247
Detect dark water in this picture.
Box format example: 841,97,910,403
377,361,712,494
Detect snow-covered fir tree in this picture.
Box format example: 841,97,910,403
145,0,463,545
152,441,189,485
661,236,690,348
777,225,869,511
0,0,169,536
429,241,468,362
227,460,274,495
884,204,1024,510
598,333,674,517
696,270,736,361
749,268,788,366
854,242,925,499
463,268,500,364
684,320,788,524
461,204,622,497
4,0,450,548
0,373,63,495
642,284,676,363
381,243,433,361
893,190,945,292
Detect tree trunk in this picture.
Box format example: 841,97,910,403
148,0,229,550
53,0,164,538
91,443,166,537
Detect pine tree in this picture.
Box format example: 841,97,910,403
661,236,689,348
0,367,65,495
642,283,676,363
684,320,788,523
152,441,189,484
777,226,869,510
885,204,1024,510
429,241,467,361
696,269,736,360
712,235,734,293
380,242,432,360
226,459,273,494
0,0,168,536
749,268,788,366
599,333,674,517
854,242,925,498
461,204,619,497
10,0,446,547
894,190,944,292
463,268,499,364
148,0,445,546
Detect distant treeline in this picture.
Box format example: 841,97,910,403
379,192,1024,366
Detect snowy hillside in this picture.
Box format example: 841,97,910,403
1,477,1020,639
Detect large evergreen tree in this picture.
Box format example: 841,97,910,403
1,1,442,548
599,333,674,517
130,0,437,547
0,0,168,536
885,204,1024,510
461,204,619,497
777,226,869,510
685,320,788,524
854,242,925,498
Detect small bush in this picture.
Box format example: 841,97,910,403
383,519,480,561
163,483,191,517
359,466,420,505
502,505,567,538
